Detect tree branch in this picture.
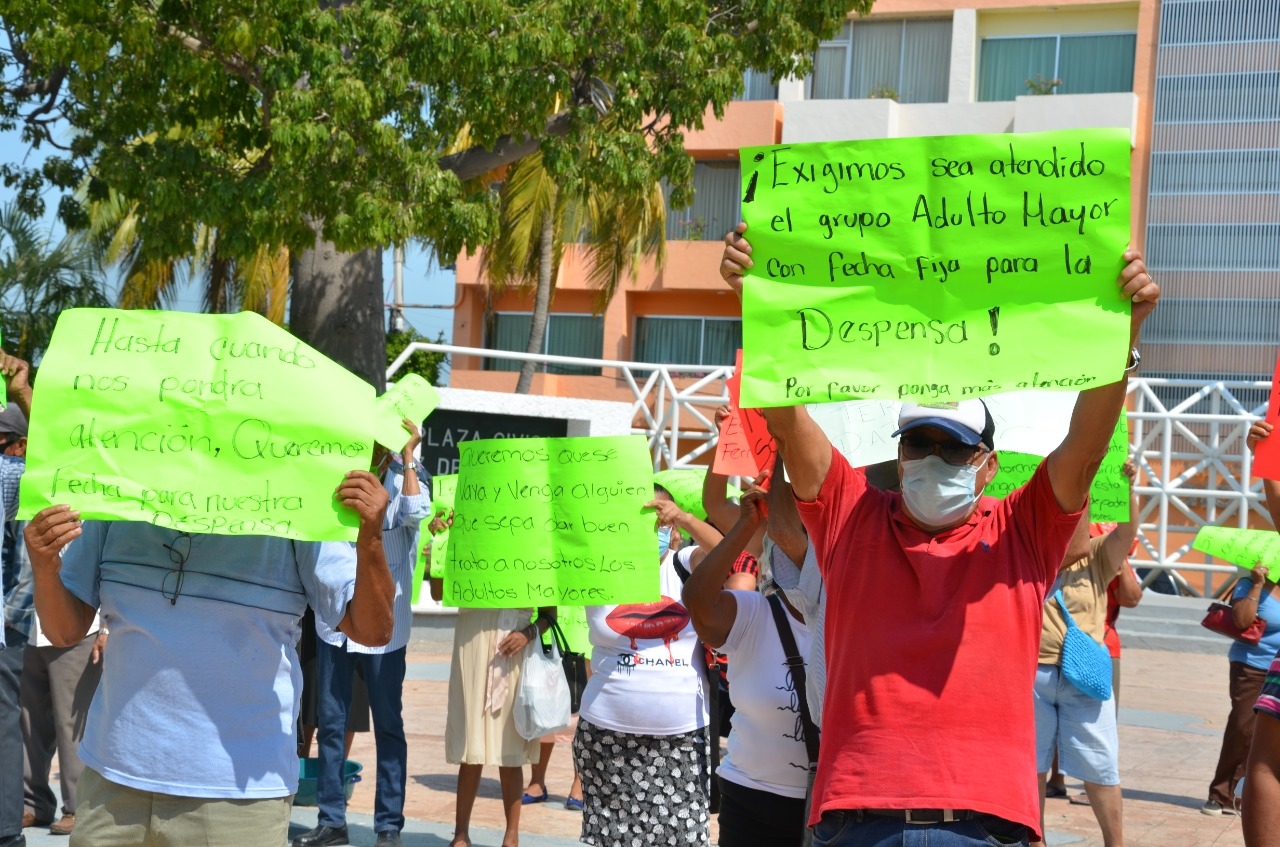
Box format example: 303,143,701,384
438,111,573,182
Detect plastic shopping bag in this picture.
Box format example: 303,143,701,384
514,640,572,741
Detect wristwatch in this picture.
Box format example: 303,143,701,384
403,461,417,470
1124,347,1141,374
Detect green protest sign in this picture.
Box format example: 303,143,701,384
738,128,1132,408
445,435,659,608
986,413,1129,521
373,373,441,451
19,309,374,541
1193,526,1280,576
652,467,738,523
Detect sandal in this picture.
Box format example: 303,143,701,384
1045,783,1068,798
564,797,584,812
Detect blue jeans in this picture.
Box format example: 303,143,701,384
315,638,407,834
812,812,1030,846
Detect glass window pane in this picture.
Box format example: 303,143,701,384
701,320,743,365
978,36,1057,101
1057,33,1136,94
811,44,849,99
635,317,702,365
736,68,778,101
544,315,603,376
485,313,532,372
666,162,741,241
900,20,953,103
849,20,904,99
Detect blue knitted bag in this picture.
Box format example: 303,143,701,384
1055,589,1113,701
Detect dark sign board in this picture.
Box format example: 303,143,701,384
421,409,570,476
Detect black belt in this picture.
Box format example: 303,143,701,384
857,809,980,824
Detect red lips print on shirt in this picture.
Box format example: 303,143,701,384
605,596,690,659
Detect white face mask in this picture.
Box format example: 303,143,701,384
900,454,982,527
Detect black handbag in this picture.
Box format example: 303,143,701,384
546,619,588,715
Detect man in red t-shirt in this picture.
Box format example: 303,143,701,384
718,224,1159,846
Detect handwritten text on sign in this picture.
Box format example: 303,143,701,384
1193,527,1280,577
445,436,658,608
738,129,1132,408
18,309,374,541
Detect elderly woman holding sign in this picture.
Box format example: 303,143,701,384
572,485,723,847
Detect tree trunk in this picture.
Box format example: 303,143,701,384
290,219,387,392
515,209,555,394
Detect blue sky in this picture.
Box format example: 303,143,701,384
0,128,460,345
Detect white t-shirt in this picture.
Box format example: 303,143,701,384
717,590,813,799
768,540,827,727
579,549,708,735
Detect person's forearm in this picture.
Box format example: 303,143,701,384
676,511,724,553
1115,565,1143,607
701,468,739,533
31,557,94,647
1047,376,1128,513
761,406,831,501
342,525,395,646
400,461,421,496
766,470,809,565
1234,584,1263,629
682,518,754,646
10,385,31,421
522,607,557,641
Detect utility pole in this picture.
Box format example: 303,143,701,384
389,245,407,334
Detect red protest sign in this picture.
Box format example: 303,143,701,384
712,349,777,479
1254,351,1280,479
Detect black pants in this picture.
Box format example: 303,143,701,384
718,775,807,847
0,631,26,838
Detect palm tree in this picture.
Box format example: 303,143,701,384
85,188,291,324
480,150,667,393
0,203,111,363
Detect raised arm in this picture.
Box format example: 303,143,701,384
1102,460,1141,575
1045,250,1159,513
766,457,810,567
335,470,395,646
720,222,832,501
682,487,767,649
25,506,97,647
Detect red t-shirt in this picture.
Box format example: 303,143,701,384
796,447,1082,836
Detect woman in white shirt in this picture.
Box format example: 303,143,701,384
682,481,814,847
572,485,721,847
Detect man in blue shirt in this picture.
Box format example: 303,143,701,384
24,468,395,847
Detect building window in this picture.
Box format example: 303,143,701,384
1154,71,1280,124
811,19,953,103
484,313,604,375
978,33,1137,101
665,162,741,241
1159,0,1280,46
634,317,742,366
735,68,778,101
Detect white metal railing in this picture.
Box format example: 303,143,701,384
391,345,1274,598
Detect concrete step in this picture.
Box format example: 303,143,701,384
1116,592,1230,655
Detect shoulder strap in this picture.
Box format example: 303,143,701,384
1054,589,1078,631
767,594,820,767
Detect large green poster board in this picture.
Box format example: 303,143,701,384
19,309,374,541
738,128,1132,408
444,435,658,608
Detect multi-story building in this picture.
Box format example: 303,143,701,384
447,1,1164,399
1141,0,1280,383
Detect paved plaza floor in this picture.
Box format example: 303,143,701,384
18,638,1253,847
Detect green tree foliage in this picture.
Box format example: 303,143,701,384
0,203,110,363
386,327,448,387
0,1,857,265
